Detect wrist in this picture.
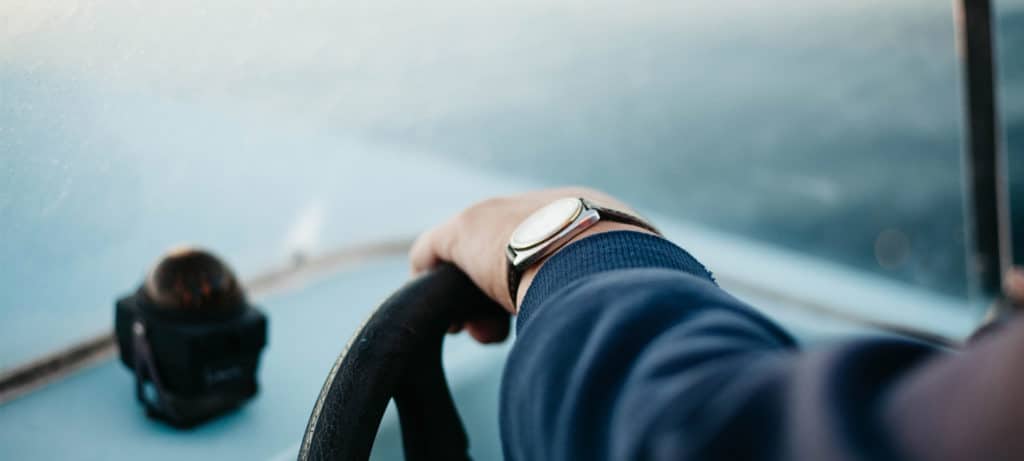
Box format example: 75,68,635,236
515,222,656,310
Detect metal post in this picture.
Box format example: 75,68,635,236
956,0,1013,301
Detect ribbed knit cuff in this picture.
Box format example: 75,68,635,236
517,230,715,332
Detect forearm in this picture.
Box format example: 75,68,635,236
501,231,798,460
410,188,1024,460
500,231,983,461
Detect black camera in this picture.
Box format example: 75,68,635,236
115,248,268,428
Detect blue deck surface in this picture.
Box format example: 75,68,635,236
0,258,508,461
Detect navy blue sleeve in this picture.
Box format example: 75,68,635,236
500,231,943,461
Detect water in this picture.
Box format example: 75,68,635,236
1,0,1022,367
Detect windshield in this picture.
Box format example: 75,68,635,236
1,0,1015,370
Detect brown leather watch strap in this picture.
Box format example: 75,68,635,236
507,202,659,308
587,203,660,236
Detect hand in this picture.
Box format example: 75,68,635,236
410,187,650,343
1005,267,1024,305
970,267,1024,342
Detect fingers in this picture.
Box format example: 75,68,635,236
447,321,465,334
464,316,511,344
409,220,456,275
1005,268,1024,303
409,230,438,275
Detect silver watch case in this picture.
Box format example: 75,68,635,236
505,198,602,271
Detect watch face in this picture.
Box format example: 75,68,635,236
509,197,583,250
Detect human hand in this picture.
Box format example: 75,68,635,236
970,267,1024,342
409,187,650,343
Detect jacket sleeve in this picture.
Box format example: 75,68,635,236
499,231,945,461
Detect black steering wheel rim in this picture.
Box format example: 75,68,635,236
299,263,503,461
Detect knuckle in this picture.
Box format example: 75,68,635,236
463,196,507,219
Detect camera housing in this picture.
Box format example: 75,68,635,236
114,248,268,428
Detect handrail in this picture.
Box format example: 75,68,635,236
0,239,413,405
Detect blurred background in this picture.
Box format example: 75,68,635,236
0,0,1021,459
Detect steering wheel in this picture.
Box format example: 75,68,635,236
299,263,505,461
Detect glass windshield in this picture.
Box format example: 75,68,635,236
0,0,995,369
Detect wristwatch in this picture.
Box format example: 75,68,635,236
505,197,659,307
